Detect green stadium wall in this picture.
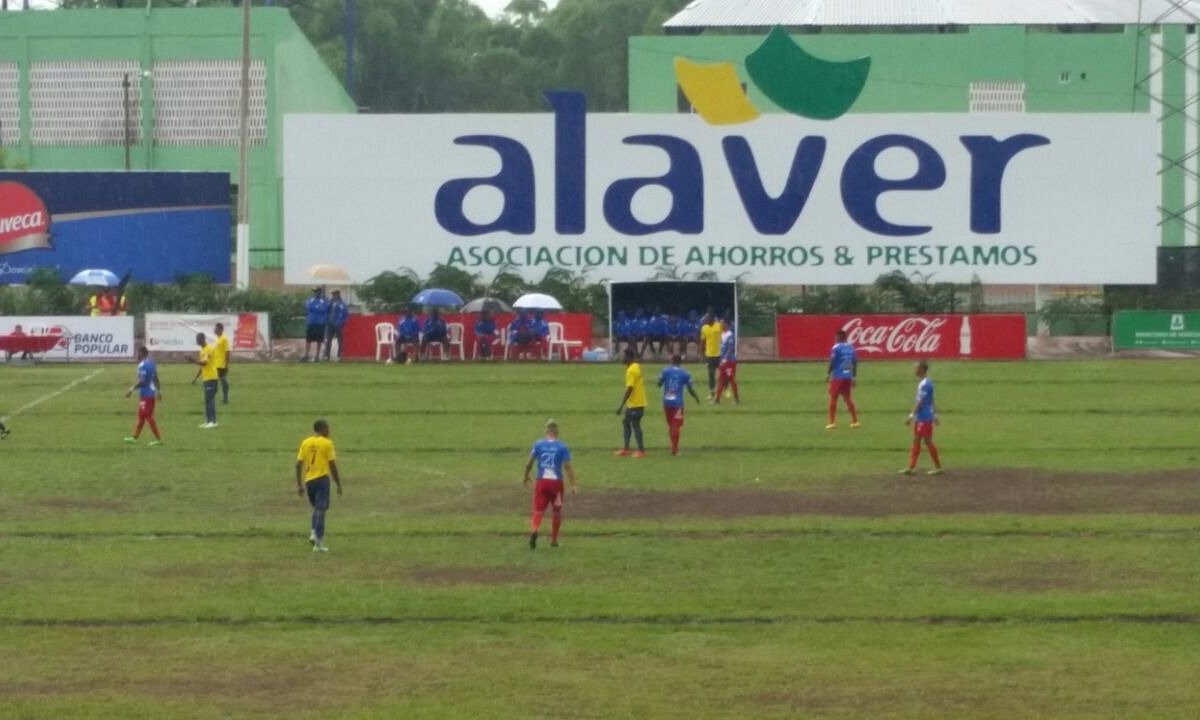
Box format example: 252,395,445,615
629,26,1194,248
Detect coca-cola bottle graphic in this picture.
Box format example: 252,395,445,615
959,315,972,356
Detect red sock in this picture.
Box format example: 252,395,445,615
908,443,920,469
551,512,562,542
133,418,144,438
730,379,739,402
669,425,680,452
147,418,161,440
530,510,544,534
828,397,837,424
846,398,858,423
715,376,727,400
927,442,941,468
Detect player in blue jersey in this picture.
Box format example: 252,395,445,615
712,319,739,404
302,287,329,362
394,310,421,364
658,353,701,455
826,329,860,429
901,360,943,475
523,419,578,549
323,289,349,362
124,346,163,445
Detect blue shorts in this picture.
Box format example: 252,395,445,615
306,476,331,510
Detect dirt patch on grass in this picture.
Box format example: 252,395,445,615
409,566,542,585
959,559,1163,593
33,497,130,512
572,469,1200,519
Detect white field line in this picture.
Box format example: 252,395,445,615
2,368,104,422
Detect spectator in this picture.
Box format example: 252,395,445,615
532,310,551,359
647,310,669,358
420,308,448,360
302,287,329,362
613,311,634,356
667,314,685,359
87,287,115,316
394,310,420,364
632,309,650,358
475,310,498,360
7,324,31,361
324,290,349,362
509,311,537,359
682,310,702,359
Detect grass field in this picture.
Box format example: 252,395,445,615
2,357,1199,719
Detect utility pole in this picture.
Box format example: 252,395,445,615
235,0,251,289
122,72,132,171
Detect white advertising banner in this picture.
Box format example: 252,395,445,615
144,313,271,353
0,315,134,360
284,103,1159,285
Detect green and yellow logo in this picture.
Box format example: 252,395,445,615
675,26,871,125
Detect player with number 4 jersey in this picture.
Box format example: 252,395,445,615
658,354,701,456
523,419,577,549
901,361,943,475
826,329,859,429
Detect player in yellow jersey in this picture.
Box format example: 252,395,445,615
615,348,647,457
699,313,723,399
213,322,231,405
295,418,344,552
191,332,220,429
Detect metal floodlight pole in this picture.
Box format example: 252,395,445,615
235,0,252,290
122,72,132,171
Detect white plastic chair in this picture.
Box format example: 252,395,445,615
446,322,465,360
547,321,583,361
375,322,395,362
499,327,513,360
472,331,499,360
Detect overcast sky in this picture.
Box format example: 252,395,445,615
21,1,557,20
473,0,559,18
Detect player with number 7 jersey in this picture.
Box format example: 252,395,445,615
295,419,344,552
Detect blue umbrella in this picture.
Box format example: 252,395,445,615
68,268,120,286
412,288,464,307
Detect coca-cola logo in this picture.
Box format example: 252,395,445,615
0,182,51,255
843,316,946,354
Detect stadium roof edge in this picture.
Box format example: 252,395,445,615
663,0,1200,28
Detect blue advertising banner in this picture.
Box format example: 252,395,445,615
0,172,231,284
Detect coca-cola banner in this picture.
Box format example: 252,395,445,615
775,314,1026,360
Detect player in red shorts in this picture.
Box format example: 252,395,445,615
826,329,859,429
522,419,578,549
657,353,701,455
901,360,942,475
124,346,163,446
712,318,739,404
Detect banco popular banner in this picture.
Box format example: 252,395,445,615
284,94,1157,285
144,313,272,353
0,316,134,360
0,172,231,285
776,314,1026,360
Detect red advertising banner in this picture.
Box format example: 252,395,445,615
341,312,594,360
233,313,259,350
775,314,1026,360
